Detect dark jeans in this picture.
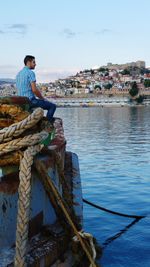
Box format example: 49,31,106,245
30,98,56,121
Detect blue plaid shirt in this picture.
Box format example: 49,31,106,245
16,66,36,99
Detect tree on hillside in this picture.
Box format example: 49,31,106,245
104,72,109,76
104,83,112,90
94,85,101,90
98,67,109,72
144,79,150,88
129,81,139,97
121,69,130,75
90,69,94,75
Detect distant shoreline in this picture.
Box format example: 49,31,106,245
47,96,150,107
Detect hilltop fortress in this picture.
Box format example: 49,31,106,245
102,60,145,70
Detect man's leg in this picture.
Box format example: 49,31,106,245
30,98,56,121
47,102,56,121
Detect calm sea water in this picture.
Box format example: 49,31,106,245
55,106,150,267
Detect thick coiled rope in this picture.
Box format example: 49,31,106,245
0,106,98,267
0,107,48,267
0,131,47,156
14,144,44,267
0,107,44,143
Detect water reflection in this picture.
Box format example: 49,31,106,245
55,106,150,267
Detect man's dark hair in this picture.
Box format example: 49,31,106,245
24,55,35,65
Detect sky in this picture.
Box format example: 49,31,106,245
0,0,150,82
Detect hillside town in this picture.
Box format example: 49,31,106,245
1,60,150,100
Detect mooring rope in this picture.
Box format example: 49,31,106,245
0,105,98,267
83,198,145,219
14,144,44,267
35,160,98,267
73,231,97,267
0,107,48,267
0,107,44,143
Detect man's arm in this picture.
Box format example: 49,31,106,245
31,82,44,99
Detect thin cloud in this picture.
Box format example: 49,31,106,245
36,68,78,82
60,28,113,38
8,24,28,35
0,64,18,78
101,28,112,34
0,24,28,35
62,28,77,38
0,64,17,69
94,28,113,35
0,65,78,83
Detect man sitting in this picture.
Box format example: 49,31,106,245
16,55,56,122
